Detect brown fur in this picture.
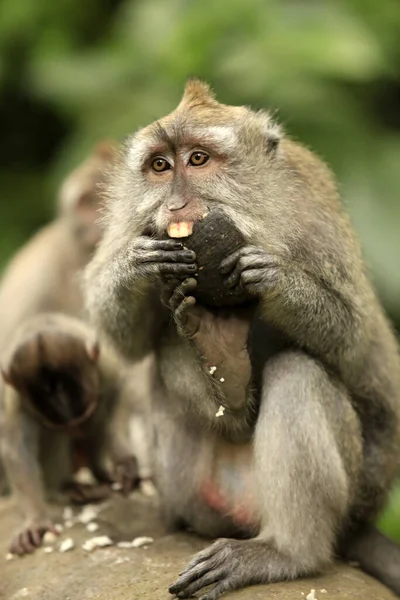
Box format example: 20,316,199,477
0,312,137,556
84,80,400,598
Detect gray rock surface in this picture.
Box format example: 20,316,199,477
0,493,397,600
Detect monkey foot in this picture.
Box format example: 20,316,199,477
10,520,59,556
112,455,140,495
169,538,271,599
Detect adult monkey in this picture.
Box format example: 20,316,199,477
84,80,400,599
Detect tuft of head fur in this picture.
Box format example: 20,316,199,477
177,78,217,109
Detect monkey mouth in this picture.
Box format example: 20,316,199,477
166,208,210,238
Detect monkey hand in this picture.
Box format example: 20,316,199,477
169,538,270,600
219,246,281,297
10,518,59,556
128,237,197,281
112,455,140,495
61,480,112,505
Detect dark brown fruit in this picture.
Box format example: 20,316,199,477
171,209,250,306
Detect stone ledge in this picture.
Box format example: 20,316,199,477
0,495,396,600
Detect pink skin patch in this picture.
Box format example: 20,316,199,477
199,478,258,529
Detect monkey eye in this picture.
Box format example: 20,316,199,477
151,157,171,173
188,151,209,167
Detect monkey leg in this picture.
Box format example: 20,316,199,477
170,351,362,600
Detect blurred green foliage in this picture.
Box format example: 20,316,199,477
1,0,400,539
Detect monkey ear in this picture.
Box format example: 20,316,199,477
93,140,117,161
258,112,282,156
178,78,216,108
86,340,100,362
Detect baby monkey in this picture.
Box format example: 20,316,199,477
0,313,137,555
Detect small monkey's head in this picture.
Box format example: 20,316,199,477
2,329,101,431
111,79,283,242
58,140,117,253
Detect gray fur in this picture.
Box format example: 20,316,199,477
84,80,400,598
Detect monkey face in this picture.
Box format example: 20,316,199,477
3,330,100,430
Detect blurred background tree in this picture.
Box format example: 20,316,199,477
0,0,399,538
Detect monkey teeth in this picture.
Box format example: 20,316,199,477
167,222,194,238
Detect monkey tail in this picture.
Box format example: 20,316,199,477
342,524,400,596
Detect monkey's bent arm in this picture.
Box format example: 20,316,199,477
260,263,368,378
85,244,160,359
1,388,48,521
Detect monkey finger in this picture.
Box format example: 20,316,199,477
241,267,279,292
171,564,223,597
135,238,184,252
138,249,196,265
177,569,228,599
219,249,242,275
178,542,221,576
158,263,198,277
199,580,231,600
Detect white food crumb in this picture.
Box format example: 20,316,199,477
306,590,316,600
74,467,95,484
111,482,123,491
64,520,74,529
219,377,225,382
82,535,113,552
78,505,100,524
320,591,327,594
43,547,54,554
43,531,57,545
86,522,99,532
117,541,134,549
54,523,63,533
215,405,225,417
63,507,73,521
140,479,157,497
59,538,75,553
132,536,154,548
208,366,217,375
6,552,14,560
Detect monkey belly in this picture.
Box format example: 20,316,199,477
197,438,261,535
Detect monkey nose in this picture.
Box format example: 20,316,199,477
167,195,188,211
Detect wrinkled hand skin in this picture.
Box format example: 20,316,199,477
10,519,59,556
112,455,140,495
169,539,269,600
219,246,280,296
131,237,197,280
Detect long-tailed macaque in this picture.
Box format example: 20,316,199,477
0,140,116,345
0,312,137,556
84,80,400,598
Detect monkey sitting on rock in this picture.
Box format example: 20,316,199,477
0,313,138,556
85,80,400,599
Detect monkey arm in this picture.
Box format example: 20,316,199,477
85,237,196,360
1,393,48,523
220,246,367,379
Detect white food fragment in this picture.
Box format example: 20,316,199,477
6,552,14,560
59,538,75,553
63,507,73,521
306,590,317,600
77,504,100,524
43,547,54,554
82,535,113,552
111,482,123,491
54,523,63,533
219,377,225,382
215,405,225,417
43,531,57,545
208,366,217,375
86,522,99,533
132,536,154,548
320,591,327,594
140,479,157,497
117,541,134,549
74,467,95,484
64,520,74,529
